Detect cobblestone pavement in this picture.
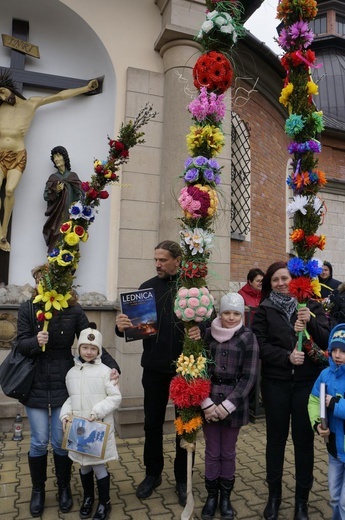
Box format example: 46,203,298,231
0,419,331,519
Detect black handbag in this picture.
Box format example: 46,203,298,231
0,302,37,401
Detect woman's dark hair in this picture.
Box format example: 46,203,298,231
50,146,71,171
260,261,288,302
247,268,265,283
155,240,182,259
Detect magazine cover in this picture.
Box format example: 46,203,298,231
62,416,110,459
120,288,158,342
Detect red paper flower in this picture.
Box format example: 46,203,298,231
94,163,104,174
87,188,99,199
108,139,129,160
99,190,109,199
36,310,45,322
281,50,316,71
180,260,208,279
193,51,233,94
305,235,319,249
169,376,211,408
74,225,85,237
289,276,314,302
109,140,124,151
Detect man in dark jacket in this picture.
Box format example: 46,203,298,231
116,240,200,506
319,261,341,298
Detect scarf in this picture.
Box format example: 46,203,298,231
269,290,297,320
211,316,243,343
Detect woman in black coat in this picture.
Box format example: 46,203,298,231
16,268,120,518
251,261,330,520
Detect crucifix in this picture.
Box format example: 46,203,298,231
0,18,103,284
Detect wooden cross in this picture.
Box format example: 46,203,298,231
0,18,102,285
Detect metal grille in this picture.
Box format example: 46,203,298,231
231,112,251,237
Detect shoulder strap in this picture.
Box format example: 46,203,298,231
28,301,37,334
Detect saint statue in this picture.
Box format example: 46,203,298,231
43,146,83,252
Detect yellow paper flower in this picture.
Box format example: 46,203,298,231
318,235,326,250
279,82,293,107
307,81,318,96
33,283,45,304
176,353,207,377
56,250,75,267
64,232,80,246
186,125,224,156
81,232,89,243
311,279,321,298
40,289,71,311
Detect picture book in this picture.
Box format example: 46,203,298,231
62,416,110,459
120,288,158,342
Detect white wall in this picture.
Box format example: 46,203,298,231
1,0,115,296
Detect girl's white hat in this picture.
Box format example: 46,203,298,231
220,293,244,315
78,324,102,352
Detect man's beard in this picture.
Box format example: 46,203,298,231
0,92,16,106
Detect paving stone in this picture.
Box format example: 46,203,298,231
0,419,333,519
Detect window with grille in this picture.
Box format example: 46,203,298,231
336,14,345,36
310,15,327,35
230,112,251,239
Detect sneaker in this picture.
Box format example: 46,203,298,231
176,482,187,507
136,475,162,499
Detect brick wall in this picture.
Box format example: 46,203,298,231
230,80,345,284
230,81,290,283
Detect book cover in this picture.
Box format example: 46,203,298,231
120,288,158,342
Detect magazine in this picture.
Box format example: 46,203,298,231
62,416,110,459
120,288,158,342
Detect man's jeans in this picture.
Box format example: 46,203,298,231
329,454,345,520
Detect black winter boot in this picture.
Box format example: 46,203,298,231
294,485,310,520
53,452,73,513
201,478,219,520
80,470,95,519
219,477,235,520
263,480,282,520
93,473,111,520
28,452,47,518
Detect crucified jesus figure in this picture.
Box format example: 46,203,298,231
0,71,99,252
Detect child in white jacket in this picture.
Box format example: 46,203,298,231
60,325,122,520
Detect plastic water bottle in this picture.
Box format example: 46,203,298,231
12,413,23,441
